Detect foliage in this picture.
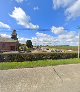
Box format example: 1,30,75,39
0,52,79,62
26,48,31,52
11,30,18,40
26,40,33,48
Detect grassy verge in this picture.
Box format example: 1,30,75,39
0,58,80,70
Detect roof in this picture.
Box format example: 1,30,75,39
0,37,18,42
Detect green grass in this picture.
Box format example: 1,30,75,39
0,58,80,70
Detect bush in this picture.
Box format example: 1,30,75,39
0,52,79,62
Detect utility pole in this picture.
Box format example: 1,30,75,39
78,32,80,58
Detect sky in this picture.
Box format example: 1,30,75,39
0,0,80,46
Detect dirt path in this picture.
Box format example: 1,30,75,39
0,64,80,92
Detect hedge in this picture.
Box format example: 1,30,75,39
0,52,79,62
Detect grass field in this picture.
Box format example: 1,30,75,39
48,46,78,51
0,58,80,70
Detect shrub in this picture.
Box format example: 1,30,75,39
0,52,79,62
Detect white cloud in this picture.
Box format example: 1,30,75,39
32,32,56,45
36,32,55,42
65,0,80,20
33,6,39,11
0,34,11,38
0,22,11,29
52,0,80,20
32,31,77,46
51,26,65,35
36,32,50,37
18,31,78,46
10,7,39,29
58,31,76,39
58,31,78,46
15,0,24,3
53,0,74,9
18,37,28,43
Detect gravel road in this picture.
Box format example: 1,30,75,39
0,64,80,92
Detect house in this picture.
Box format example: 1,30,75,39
0,30,19,52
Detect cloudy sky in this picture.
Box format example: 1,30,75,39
0,0,80,46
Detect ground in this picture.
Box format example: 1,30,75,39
0,64,80,92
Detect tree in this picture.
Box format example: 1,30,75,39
26,40,33,48
11,30,18,40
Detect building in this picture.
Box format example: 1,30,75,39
0,30,19,52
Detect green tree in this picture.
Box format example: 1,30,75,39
26,40,33,48
11,30,18,40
